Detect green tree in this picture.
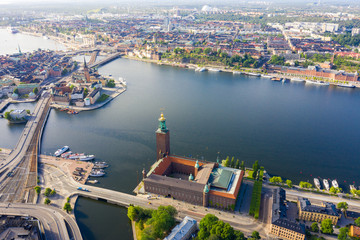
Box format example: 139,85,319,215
235,159,240,169
13,88,19,94
69,85,74,91
33,87,38,94
269,176,282,184
355,217,360,227
320,219,334,234
223,156,230,167
198,214,219,240
338,227,350,240
34,186,41,195
84,88,88,97
44,187,52,197
50,189,56,196
252,160,259,179
311,222,319,232
204,47,212,55
63,202,72,213
4,112,11,120
337,202,348,217
234,231,246,240
286,179,293,188
252,231,261,240
240,161,245,171
230,157,235,168
44,198,51,205
61,68,68,76
299,181,313,188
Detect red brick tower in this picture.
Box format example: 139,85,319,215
156,113,170,160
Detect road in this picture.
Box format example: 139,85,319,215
0,93,51,202
0,202,82,240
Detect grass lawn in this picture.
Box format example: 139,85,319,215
96,94,109,103
246,170,254,179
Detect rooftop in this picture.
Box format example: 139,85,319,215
164,216,197,240
298,197,340,216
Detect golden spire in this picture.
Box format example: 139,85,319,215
159,112,165,121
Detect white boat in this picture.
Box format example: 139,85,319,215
54,146,70,157
246,72,261,77
208,68,221,72
261,75,273,78
61,151,72,158
89,170,105,177
77,155,95,161
337,83,355,88
94,162,109,169
195,67,206,72
68,153,85,160
233,71,242,74
306,80,330,86
350,185,357,191
332,180,339,188
314,178,321,189
291,77,305,82
323,179,330,191
87,180,98,184
119,77,127,86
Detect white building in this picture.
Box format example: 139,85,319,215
10,109,27,119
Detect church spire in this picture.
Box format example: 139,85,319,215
157,112,168,132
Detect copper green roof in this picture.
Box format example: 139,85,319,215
209,168,233,190
204,184,209,193
195,160,199,169
189,173,194,181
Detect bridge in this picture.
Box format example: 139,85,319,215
88,50,100,65
89,52,121,69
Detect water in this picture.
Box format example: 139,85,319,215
0,28,67,55
2,34,360,239
40,58,360,239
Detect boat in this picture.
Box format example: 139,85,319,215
87,180,98,184
68,153,85,160
195,67,206,72
7,27,18,34
233,71,242,74
54,146,70,157
261,75,273,79
337,83,355,88
291,77,305,82
323,179,330,191
93,162,109,169
89,169,106,177
314,178,321,189
61,151,72,158
332,180,339,188
119,77,127,86
208,68,221,72
272,77,282,81
350,185,357,191
77,155,95,161
246,72,260,77
306,80,330,86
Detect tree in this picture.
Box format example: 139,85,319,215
223,156,230,167
198,214,219,240
44,187,52,197
13,88,19,94
252,160,259,179
63,202,72,213
338,227,350,240
50,189,56,196
4,112,11,120
204,47,212,55
355,217,360,227
299,181,313,188
286,179,293,188
240,161,245,171
330,186,342,194
44,198,51,205
269,176,282,184
252,231,261,240
69,85,74,91
320,219,334,234
33,87,38,94
61,68,68,76
230,157,235,168
34,186,41,195
234,231,246,240
235,159,240,169
84,88,88,97
337,202,348,217
311,222,319,232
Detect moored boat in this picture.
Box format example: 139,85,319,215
261,75,273,78
68,153,85,160
332,179,339,188
208,68,221,72
314,178,321,189
89,169,106,177
337,83,355,88
306,80,330,86
246,72,261,77
272,77,282,81
77,155,95,161
93,162,109,169
119,77,127,86
61,151,72,158
54,146,70,157
291,77,305,82
195,67,206,72
323,179,330,191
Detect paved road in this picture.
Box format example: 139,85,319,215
0,202,82,240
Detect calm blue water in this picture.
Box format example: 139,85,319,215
2,36,360,239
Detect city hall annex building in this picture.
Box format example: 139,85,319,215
143,113,244,210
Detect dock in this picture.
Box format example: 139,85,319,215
39,155,94,184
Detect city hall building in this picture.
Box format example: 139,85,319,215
143,113,244,209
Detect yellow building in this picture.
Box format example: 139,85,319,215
297,198,340,225
270,219,305,240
